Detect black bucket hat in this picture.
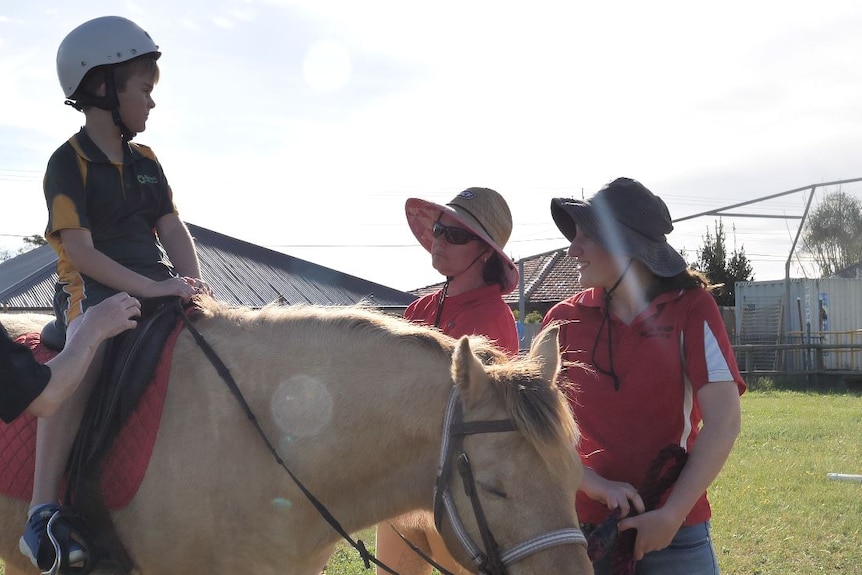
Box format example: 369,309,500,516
550,177,687,277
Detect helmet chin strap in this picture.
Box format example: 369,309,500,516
64,68,136,142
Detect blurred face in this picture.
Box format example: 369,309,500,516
431,213,490,278
117,72,156,133
567,224,629,289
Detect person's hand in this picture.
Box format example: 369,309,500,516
143,277,197,302
182,276,212,297
79,292,141,340
618,506,682,560
580,468,645,518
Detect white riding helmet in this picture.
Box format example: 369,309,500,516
57,16,160,99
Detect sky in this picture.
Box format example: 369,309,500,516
1,0,861,292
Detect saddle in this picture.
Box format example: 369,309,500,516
55,296,184,574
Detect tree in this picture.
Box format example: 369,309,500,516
802,190,862,277
22,234,47,248
0,234,47,263
695,219,754,306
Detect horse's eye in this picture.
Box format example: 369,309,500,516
479,482,508,499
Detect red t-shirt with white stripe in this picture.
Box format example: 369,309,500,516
543,287,746,525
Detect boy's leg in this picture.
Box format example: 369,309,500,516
21,314,105,568
29,315,105,507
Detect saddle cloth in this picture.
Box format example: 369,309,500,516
0,321,183,509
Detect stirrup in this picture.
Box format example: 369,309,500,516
19,504,96,575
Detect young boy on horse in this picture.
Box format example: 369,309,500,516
21,16,209,571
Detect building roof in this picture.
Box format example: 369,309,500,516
0,223,417,311
507,248,582,306
833,261,862,279
410,248,583,309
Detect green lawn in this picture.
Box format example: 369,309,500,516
4,389,861,575
710,389,862,574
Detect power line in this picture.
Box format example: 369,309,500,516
0,168,41,182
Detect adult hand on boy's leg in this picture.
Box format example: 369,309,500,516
29,293,140,419
77,292,141,340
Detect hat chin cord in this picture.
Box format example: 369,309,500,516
605,258,634,300
593,258,634,391
433,250,490,328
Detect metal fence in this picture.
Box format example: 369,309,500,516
733,335,862,376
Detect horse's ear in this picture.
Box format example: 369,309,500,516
451,336,490,408
528,324,561,384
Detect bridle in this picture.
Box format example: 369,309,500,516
432,388,587,575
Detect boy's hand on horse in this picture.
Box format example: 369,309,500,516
144,277,198,302
182,276,213,297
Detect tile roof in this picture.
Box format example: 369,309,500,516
0,223,417,311
409,248,583,307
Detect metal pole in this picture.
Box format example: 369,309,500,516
518,260,525,322
784,187,817,355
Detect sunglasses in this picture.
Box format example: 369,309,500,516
432,221,482,245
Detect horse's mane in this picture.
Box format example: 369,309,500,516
487,360,581,480
193,296,456,357
192,297,579,477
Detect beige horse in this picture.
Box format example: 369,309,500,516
0,299,593,574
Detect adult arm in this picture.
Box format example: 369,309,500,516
618,380,741,559
27,293,141,418
61,228,196,301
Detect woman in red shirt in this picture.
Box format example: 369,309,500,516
543,177,745,575
376,186,519,575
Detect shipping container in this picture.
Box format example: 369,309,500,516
735,278,862,371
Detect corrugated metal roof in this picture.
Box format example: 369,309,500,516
0,244,58,311
0,223,417,311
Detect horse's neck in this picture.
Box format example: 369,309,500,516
176,315,454,536
322,374,451,523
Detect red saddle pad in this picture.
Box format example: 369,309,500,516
0,321,183,509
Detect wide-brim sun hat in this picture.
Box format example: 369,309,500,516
406,187,520,294
550,177,688,278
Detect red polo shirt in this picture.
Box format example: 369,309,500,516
405,284,519,356
543,287,746,525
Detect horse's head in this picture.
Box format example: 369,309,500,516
436,325,593,574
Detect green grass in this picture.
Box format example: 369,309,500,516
4,390,861,575
710,389,862,574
